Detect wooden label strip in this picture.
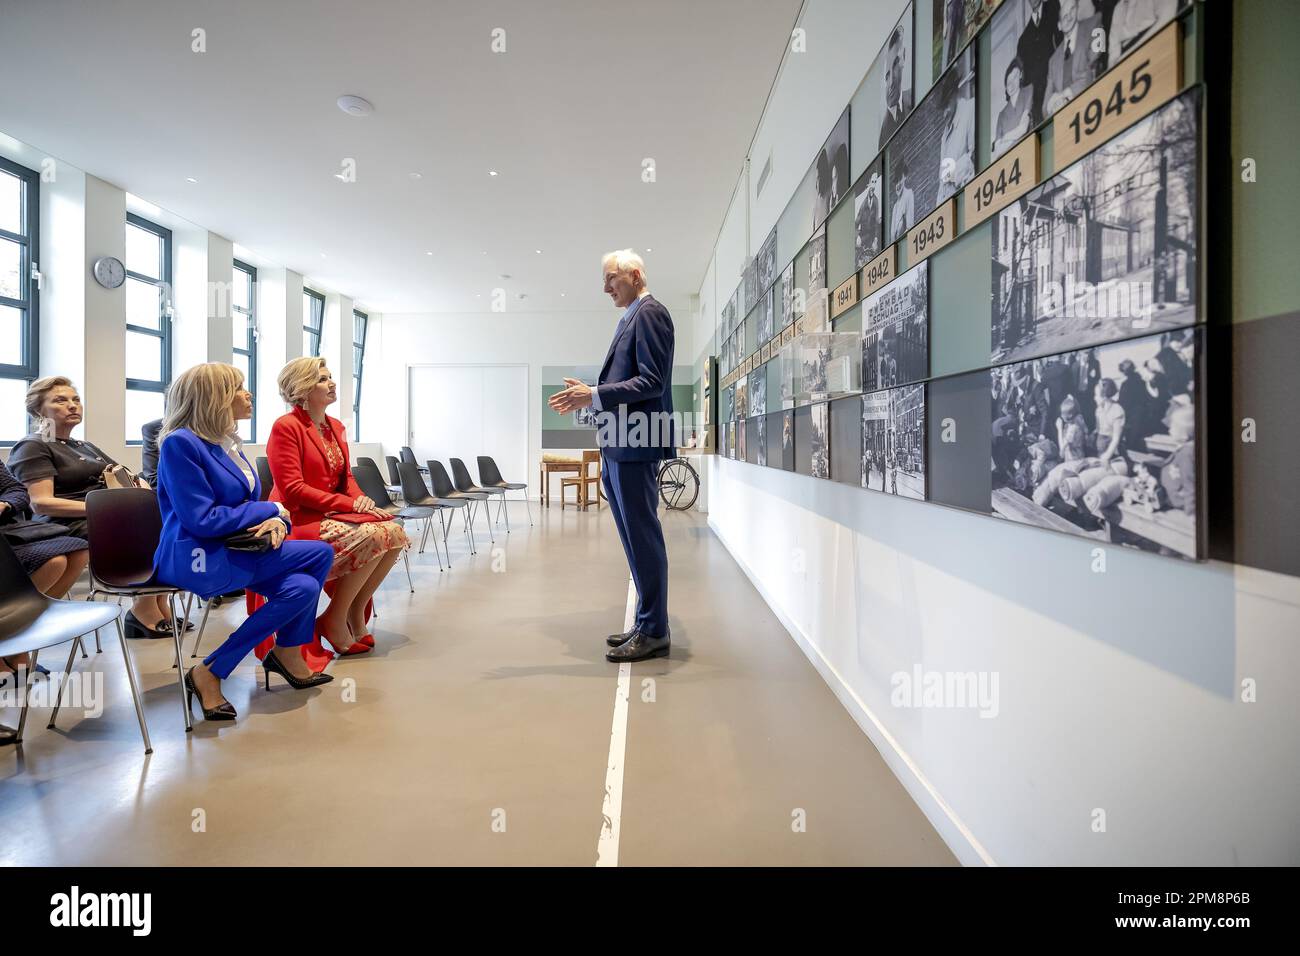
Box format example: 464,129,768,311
905,198,956,267
860,244,896,298
964,133,1040,229
830,273,859,319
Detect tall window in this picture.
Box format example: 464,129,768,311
303,288,324,357
232,260,257,441
352,309,368,438
0,156,39,445
124,213,172,443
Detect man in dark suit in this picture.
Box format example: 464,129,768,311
877,24,914,151
1017,0,1062,125
140,418,163,487
548,250,675,662
1042,0,1103,116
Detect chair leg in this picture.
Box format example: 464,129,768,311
483,499,495,545
168,594,193,733
46,636,84,729
189,601,212,658
14,649,39,743
114,615,154,754
430,517,444,571
502,493,511,533
441,510,453,566
403,549,414,592
522,489,533,526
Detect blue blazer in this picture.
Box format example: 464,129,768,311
595,295,676,462
153,428,285,598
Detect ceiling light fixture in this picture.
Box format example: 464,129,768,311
489,170,498,177
336,94,374,116
535,249,542,254
185,177,198,184
409,172,423,180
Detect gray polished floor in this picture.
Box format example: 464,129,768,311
0,502,955,866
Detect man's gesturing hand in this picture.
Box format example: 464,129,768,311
547,378,594,414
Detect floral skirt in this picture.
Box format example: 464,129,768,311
318,518,410,581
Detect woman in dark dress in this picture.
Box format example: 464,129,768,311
7,376,186,639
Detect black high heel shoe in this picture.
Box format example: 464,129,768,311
184,667,236,721
263,649,335,691
124,611,175,640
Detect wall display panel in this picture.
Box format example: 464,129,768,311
756,415,767,467
991,87,1199,364
810,401,831,479
930,219,994,376
855,3,916,162
862,260,930,392
781,409,796,471
735,371,748,419
853,156,886,271
776,162,819,271
927,370,994,511
794,405,812,475
990,328,1198,559
813,107,852,232
988,0,1192,161
808,226,827,297
862,383,927,499
886,45,977,245
765,410,783,468
933,0,1004,80
723,382,734,423
721,294,736,342
758,227,777,294
780,261,795,330
744,258,758,314
826,186,857,290
758,287,774,345
739,417,748,461
750,364,768,418
830,395,861,486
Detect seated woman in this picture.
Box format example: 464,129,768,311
1,458,90,742
8,376,188,640
153,363,335,722
265,357,408,663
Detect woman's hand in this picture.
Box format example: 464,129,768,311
352,494,386,517
247,517,288,549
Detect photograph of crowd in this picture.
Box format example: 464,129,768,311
757,415,768,467
758,287,774,345
989,329,1197,558
862,261,929,392
813,107,851,231
862,4,915,153
991,89,1198,363
744,257,758,315
934,0,1004,79
854,157,885,271
758,227,777,294
735,373,748,420
861,383,927,499
886,45,976,244
751,365,768,418
781,261,795,328
782,410,795,470
801,335,831,400
811,402,831,479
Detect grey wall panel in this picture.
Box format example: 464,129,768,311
927,371,992,514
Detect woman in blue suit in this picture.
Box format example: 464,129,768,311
154,363,335,721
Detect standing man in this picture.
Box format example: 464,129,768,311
548,250,675,662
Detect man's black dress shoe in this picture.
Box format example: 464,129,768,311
0,723,18,747
606,627,638,648
606,630,670,662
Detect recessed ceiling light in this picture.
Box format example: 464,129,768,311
535,249,542,254
185,177,198,184
481,251,488,255
320,253,327,259
488,170,498,177
409,171,423,180
426,251,433,256
560,293,566,297
337,94,374,116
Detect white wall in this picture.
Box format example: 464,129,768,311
698,0,1300,865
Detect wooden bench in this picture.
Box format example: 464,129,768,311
1104,501,1196,558
992,487,1093,536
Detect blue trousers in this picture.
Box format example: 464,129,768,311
203,540,333,679
601,457,669,637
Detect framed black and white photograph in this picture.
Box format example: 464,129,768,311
934,0,1005,78
758,227,777,293
862,3,915,154
573,406,597,428
738,416,747,461
862,260,929,392
780,261,795,329
861,383,927,498
751,364,768,418
886,45,976,245
991,88,1199,364
808,226,827,296
758,287,774,345
757,414,768,467
801,336,830,399
722,292,736,340
853,156,885,271
744,257,758,314
813,107,851,231
782,409,795,470
735,372,748,420
810,402,831,479
989,329,1198,558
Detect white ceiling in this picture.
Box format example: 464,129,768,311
0,0,801,314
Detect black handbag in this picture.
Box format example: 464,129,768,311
1,518,68,547
223,529,274,553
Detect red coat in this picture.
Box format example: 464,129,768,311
266,406,382,540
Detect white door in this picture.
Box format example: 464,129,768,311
407,364,529,489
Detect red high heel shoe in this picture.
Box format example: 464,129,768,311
316,616,371,656
359,634,376,648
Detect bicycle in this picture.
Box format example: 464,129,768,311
657,456,700,511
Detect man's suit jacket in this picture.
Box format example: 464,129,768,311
877,92,914,151
153,427,284,598
595,295,676,463
266,405,377,540
140,418,163,487
1042,17,1102,116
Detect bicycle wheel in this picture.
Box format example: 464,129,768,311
658,459,699,510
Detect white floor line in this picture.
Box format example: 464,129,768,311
595,577,636,867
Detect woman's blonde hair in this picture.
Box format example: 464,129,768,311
25,375,76,441
161,363,244,444
278,355,327,406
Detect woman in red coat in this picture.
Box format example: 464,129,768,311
263,357,408,664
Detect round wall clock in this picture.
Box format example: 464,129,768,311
92,256,126,289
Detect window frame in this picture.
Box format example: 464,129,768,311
233,259,258,441
303,287,325,357
1,155,40,446
124,211,173,445
352,308,368,438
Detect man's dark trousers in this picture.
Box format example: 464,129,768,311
602,456,668,638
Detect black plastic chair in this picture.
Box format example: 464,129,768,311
354,462,435,578
399,462,467,565
356,456,379,472
255,456,273,501
477,455,532,530
0,539,143,751
427,461,485,554
384,456,403,487
450,458,496,546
